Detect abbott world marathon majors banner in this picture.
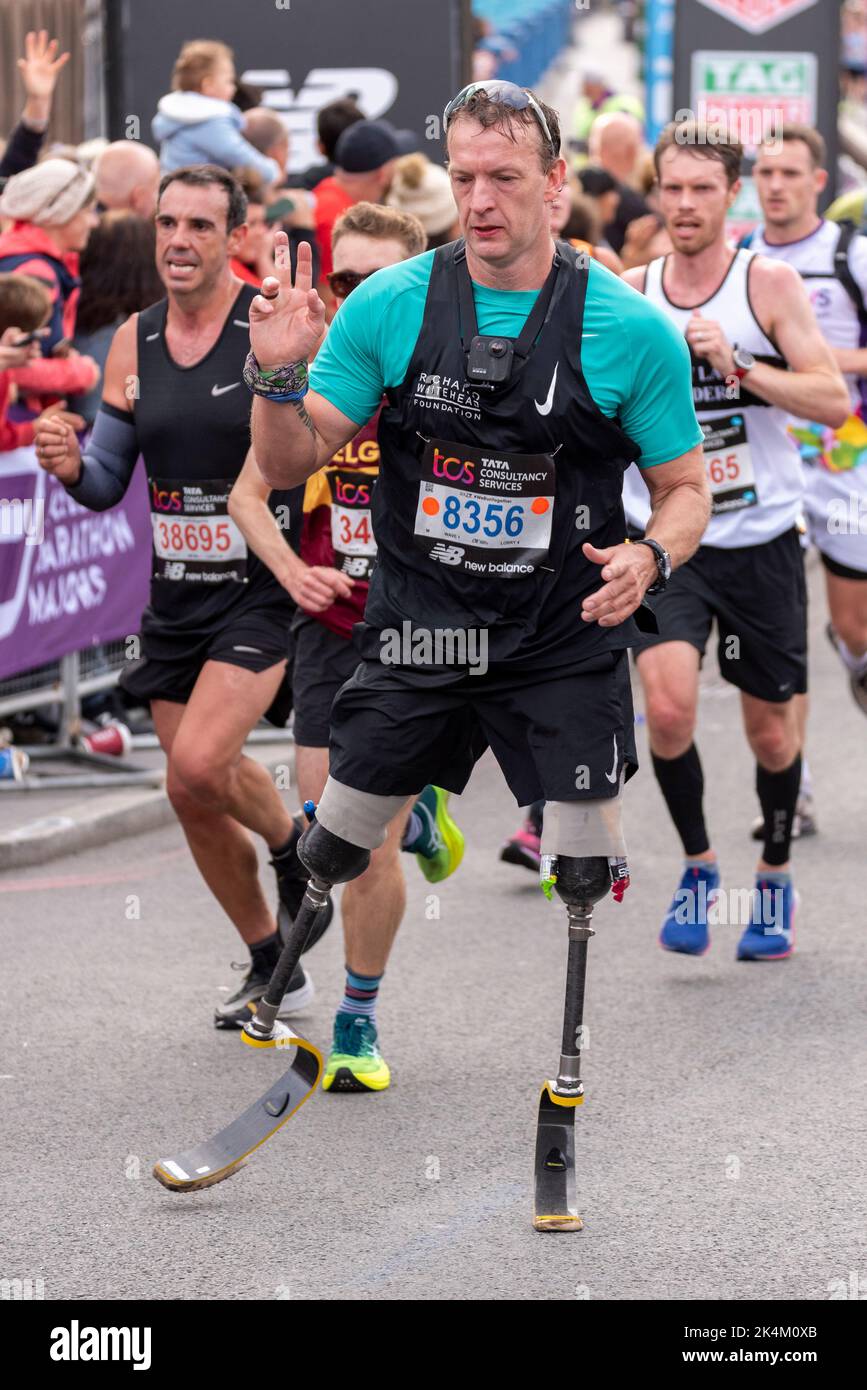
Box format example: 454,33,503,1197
105,0,471,174
0,447,150,682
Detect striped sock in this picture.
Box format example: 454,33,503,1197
337,967,383,1021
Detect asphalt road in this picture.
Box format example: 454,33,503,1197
1,555,865,1302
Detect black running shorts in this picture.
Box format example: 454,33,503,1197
820,549,867,581
291,613,360,748
636,526,808,702
121,602,294,724
327,650,637,805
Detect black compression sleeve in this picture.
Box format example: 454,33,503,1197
64,403,139,513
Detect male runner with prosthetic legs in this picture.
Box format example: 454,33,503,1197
152,84,710,1220
623,124,848,960
245,84,709,1067
34,166,332,1027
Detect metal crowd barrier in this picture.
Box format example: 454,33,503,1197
0,642,291,792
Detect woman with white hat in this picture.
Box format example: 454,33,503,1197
0,158,101,404
385,153,460,249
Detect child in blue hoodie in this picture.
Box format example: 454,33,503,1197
152,40,281,184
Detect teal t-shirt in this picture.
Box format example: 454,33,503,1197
310,250,702,468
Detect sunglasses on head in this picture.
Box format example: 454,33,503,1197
327,269,373,300
443,81,559,159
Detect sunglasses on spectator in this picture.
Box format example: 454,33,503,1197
443,81,559,158
327,269,373,300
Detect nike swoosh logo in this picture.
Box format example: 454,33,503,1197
604,734,618,784
534,362,558,415
211,383,241,397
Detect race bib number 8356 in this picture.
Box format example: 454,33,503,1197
413,437,555,579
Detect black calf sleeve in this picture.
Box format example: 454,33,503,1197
651,744,710,857
757,754,801,867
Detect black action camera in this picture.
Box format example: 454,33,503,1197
466,334,515,387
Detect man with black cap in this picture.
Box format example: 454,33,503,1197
313,118,417,288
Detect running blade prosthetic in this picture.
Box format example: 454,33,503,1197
154,841,330,1192
533,1081,584,1231
533,855,628,1231
153,1027,322,1191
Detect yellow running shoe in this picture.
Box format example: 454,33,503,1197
407,784,465,884
322,1014,391,1093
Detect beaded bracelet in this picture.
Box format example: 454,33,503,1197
243,350,309,402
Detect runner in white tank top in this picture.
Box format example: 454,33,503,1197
621,122,848,964
752,127,867,720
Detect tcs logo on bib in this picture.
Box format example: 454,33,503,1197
151,483,182,512
333,477,371,506
431,445,475,486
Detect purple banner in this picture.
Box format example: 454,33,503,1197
0,448,151,681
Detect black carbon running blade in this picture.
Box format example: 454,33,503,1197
533,1083,583,1231
153,1035,322,1192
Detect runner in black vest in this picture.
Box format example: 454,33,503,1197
34,165,331,1029
245,87,709,1044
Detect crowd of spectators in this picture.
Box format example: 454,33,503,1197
0,20,728,459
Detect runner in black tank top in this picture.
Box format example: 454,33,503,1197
33,168,333,1029
132,281,299,650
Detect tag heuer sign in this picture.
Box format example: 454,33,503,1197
692,50,818,127
695,0,820,34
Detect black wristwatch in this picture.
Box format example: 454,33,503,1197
632,537,672,595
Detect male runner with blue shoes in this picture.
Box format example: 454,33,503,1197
623,123,849,961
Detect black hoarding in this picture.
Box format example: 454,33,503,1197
105,0,470,173
672,0,841,226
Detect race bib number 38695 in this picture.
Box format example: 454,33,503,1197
414,438,555,578
149,477,247,584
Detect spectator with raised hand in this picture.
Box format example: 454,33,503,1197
0,160,100,407
152,40,280,185
0,30,71,182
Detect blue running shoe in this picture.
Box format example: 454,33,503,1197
736,877,797,961
659,861,720,955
